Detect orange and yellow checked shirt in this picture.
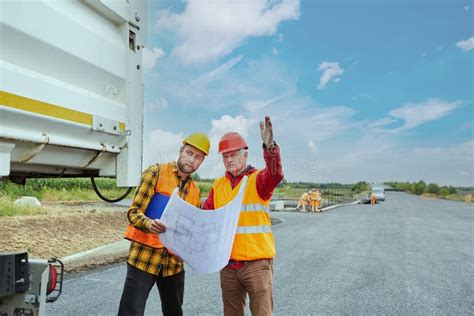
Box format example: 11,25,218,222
126,162,198,276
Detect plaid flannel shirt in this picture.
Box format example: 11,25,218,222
127,162,198,276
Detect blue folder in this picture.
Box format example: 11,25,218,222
144,192,171,219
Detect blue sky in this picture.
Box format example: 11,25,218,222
141,0,473,186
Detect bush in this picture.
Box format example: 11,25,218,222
448,186,457,194
351,181,369,193
438,188,450,197
425,183,440,195
413,181,426,195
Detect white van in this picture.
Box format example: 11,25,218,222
371,187,386,201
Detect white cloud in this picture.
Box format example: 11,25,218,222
395,141,474,186
237,92,360,182
306,106,358,142
456,36,474,52
209,115,257,152
317,61,344,90
240,91,358,148
308,140,318,155
142,49,471,185
142,47,165,69
319,133,474,186
145,97,169,113
272,48,279,55
147,56,297,113
144,129,183,166
194,55,243,85
156,0,300,64
369,117,398,128
388,98,461,131
195,115,258,178
242,90,295,113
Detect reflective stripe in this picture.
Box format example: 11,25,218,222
236,225,272,234
0,91,126,131
241,203,270,213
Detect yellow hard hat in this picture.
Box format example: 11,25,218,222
183,132,210,155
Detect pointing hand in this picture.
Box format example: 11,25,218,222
260,116,274,148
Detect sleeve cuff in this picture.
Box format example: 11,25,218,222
144,218,152,233
263,141,279,154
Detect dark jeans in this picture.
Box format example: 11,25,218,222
118,264,185,316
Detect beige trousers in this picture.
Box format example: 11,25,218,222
220,259,273,316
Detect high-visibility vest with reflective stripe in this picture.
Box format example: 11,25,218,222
212,171,275,261
124,163,201,249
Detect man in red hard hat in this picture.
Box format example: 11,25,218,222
203,116,284,316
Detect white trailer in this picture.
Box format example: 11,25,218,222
0,0,147,187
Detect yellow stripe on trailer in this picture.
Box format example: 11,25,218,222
0,91,126,131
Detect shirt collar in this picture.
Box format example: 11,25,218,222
172,161,192,183
225,165,256,180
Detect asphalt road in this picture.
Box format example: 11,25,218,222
48,192,473,315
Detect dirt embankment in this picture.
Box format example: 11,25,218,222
1,201,129,271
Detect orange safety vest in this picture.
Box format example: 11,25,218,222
308,191,321,206
124,163,201,249
370,194,377,204
212,171,275,261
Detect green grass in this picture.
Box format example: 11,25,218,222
274,187,308,199
40,188,132,201
0,178,133,216
0,196,46,216
422,193,472,202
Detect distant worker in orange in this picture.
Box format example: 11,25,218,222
308,188,322,213
370,192,377,205
297,191,310,212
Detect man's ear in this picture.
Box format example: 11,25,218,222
244,151,248,158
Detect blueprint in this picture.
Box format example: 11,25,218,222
159,177,248,274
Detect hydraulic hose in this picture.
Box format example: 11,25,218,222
91,177,133,203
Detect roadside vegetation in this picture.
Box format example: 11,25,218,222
385,181,472,202
0,178,132,216
0,196,47,216
199,177,358,200
1,177,471,217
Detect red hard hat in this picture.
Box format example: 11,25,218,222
218,132,248,153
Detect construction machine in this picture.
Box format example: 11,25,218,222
0,0,147,314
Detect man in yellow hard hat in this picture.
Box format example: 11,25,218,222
308,188,322,212
203,116,284,316
118,132,210,316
